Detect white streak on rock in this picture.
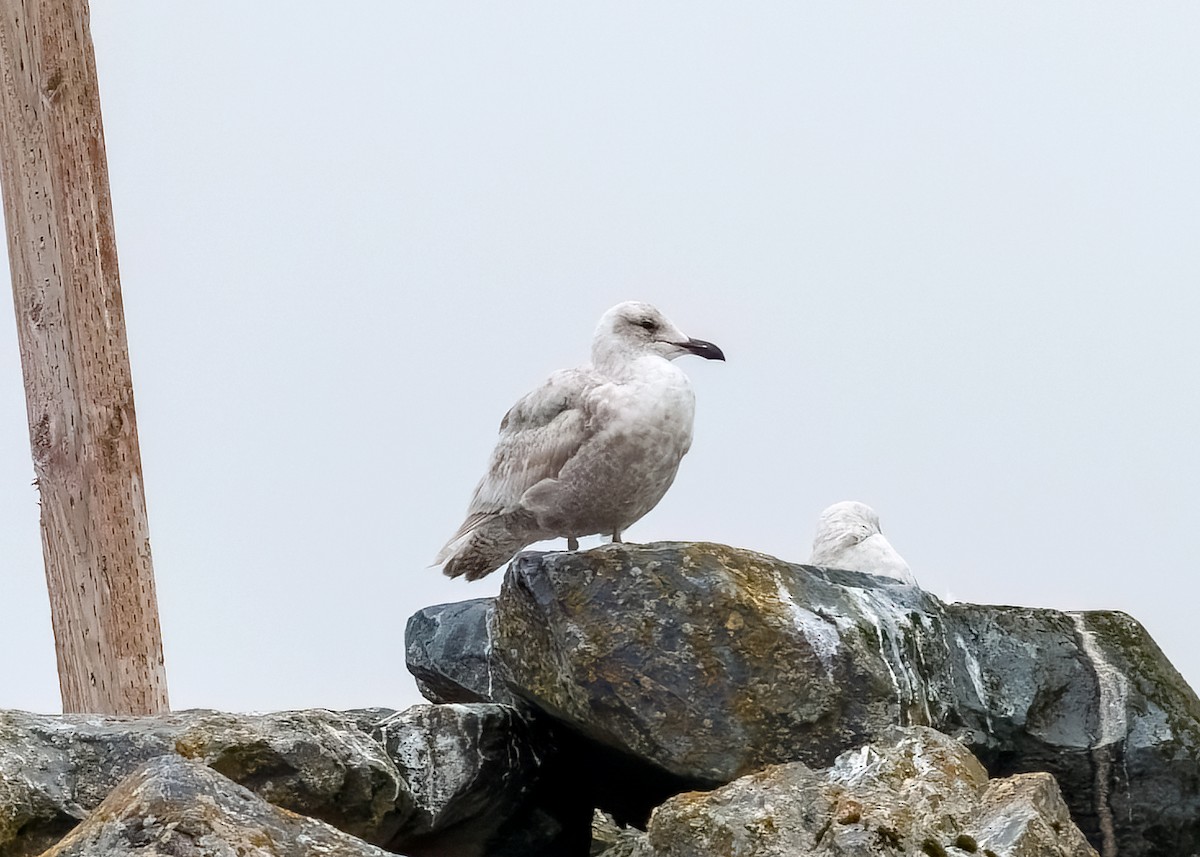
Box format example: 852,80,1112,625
483,612,496,700
1070,613,1129,747
773,575,840,674
827,743,880,785
1070,613,1128,857
383,703,482,827
844,587,931,724
955,634,990,709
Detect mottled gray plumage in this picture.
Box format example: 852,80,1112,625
809,500,917,585
436,301,724,580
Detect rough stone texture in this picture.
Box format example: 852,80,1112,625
970,773,1098,857
491,542,957,782
0,708,410,857
638,727,1096,857
372,703,590,856
170,710,408,842
341,708,400,736
591,810,652,857
406,598,519,706
0,704,592,857
40,755,393,857
462,542,1200,856
944,605,1200,857
9,539,1196,857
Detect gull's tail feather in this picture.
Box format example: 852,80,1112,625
436,510,540,581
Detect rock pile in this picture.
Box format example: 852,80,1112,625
412,542,1200,856
614,727,1097,857
3,542,1198,856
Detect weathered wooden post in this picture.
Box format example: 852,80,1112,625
0,0,169,714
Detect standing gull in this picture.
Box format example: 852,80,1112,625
809,501,918,586
436,301,725,580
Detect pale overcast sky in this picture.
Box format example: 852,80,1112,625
2,4,1198,714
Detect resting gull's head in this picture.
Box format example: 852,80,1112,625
813,501,883,548
593,301,725,369
809,500,917,586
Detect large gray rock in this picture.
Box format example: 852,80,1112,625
373,703,590,856
172,710,407,841
40,755,393,857
406,598,518,706
946,606,1200,857
0,708,408,856
411,542,1200,856
629,726,1096,857
407,598,700,829
491,543,956,781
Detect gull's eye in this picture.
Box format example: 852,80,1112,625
637,319,658,331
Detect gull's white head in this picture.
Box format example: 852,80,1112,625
809,500,917,585
814,501,882,548
592,301,725,370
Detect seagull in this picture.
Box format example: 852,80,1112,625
808,501,917,585
436,301,725,580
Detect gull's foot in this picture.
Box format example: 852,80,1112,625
567,537,579,551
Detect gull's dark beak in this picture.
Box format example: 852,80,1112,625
679,338,726,361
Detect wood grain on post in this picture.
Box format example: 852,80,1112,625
0,0,168,714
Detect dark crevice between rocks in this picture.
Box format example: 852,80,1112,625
966,631,1183,857
4,814,80,857
210,760,295,794
968,741,1105,854
553,724,712,830
189,739,289,784
375,707,603,857
433,708,709,857
205,746,404,846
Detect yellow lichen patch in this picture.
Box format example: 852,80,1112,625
836,797,863,825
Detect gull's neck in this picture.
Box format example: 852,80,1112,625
592,340,663,378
